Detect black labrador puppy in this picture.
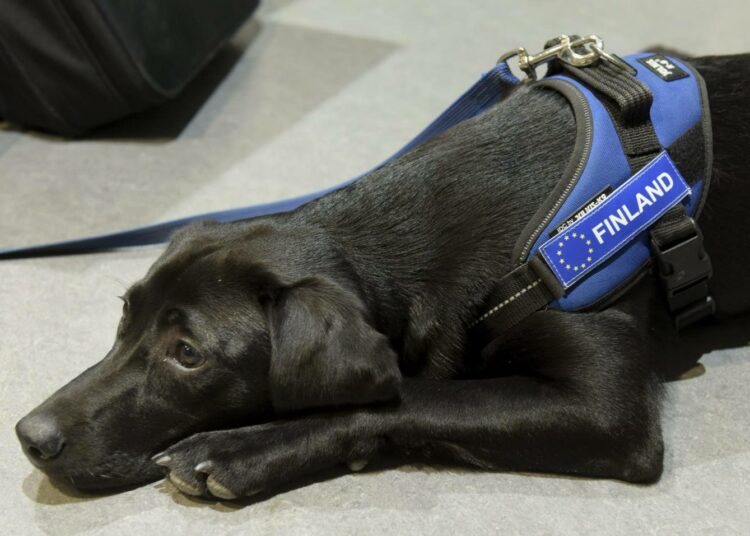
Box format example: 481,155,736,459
15,53,750,500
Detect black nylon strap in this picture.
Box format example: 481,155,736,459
565,61,652,124
651,205,699,248
665,121,708,188
564,60,662,173
469,258,559,344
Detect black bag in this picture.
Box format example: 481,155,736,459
0,0,259,135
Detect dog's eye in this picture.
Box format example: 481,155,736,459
172,341,204,369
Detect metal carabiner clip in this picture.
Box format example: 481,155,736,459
498,35,636,81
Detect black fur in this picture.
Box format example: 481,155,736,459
15,54,750,499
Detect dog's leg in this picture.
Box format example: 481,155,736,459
156,308,662,499
381,308,665,484
384,371,663,483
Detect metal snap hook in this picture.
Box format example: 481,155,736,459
497,35,636,81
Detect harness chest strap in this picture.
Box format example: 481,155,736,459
470,49,714,346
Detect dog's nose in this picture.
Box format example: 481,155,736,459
15,414,66,462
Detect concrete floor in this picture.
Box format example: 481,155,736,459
2,1,749,534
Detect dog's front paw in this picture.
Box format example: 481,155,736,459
152,417,375,500
152,424,280,500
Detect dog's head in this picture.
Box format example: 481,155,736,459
15,221,400,491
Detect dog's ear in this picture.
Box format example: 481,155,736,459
265,276,401,413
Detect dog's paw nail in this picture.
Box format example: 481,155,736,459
194,461,214,473
168,473,203,496
152,454,172,466
206,475,238,500
348,459,369,472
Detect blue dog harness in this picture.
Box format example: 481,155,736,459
468,37,713,345
0,36,714,340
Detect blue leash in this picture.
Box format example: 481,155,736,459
0,63,518,259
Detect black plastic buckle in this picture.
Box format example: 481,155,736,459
651,221,715,329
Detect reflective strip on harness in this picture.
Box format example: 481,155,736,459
539,152,690,289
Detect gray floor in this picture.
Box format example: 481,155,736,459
2,1,749,534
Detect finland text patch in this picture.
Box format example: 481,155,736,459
539,152,690,289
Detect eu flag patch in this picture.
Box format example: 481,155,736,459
539,152,691,289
